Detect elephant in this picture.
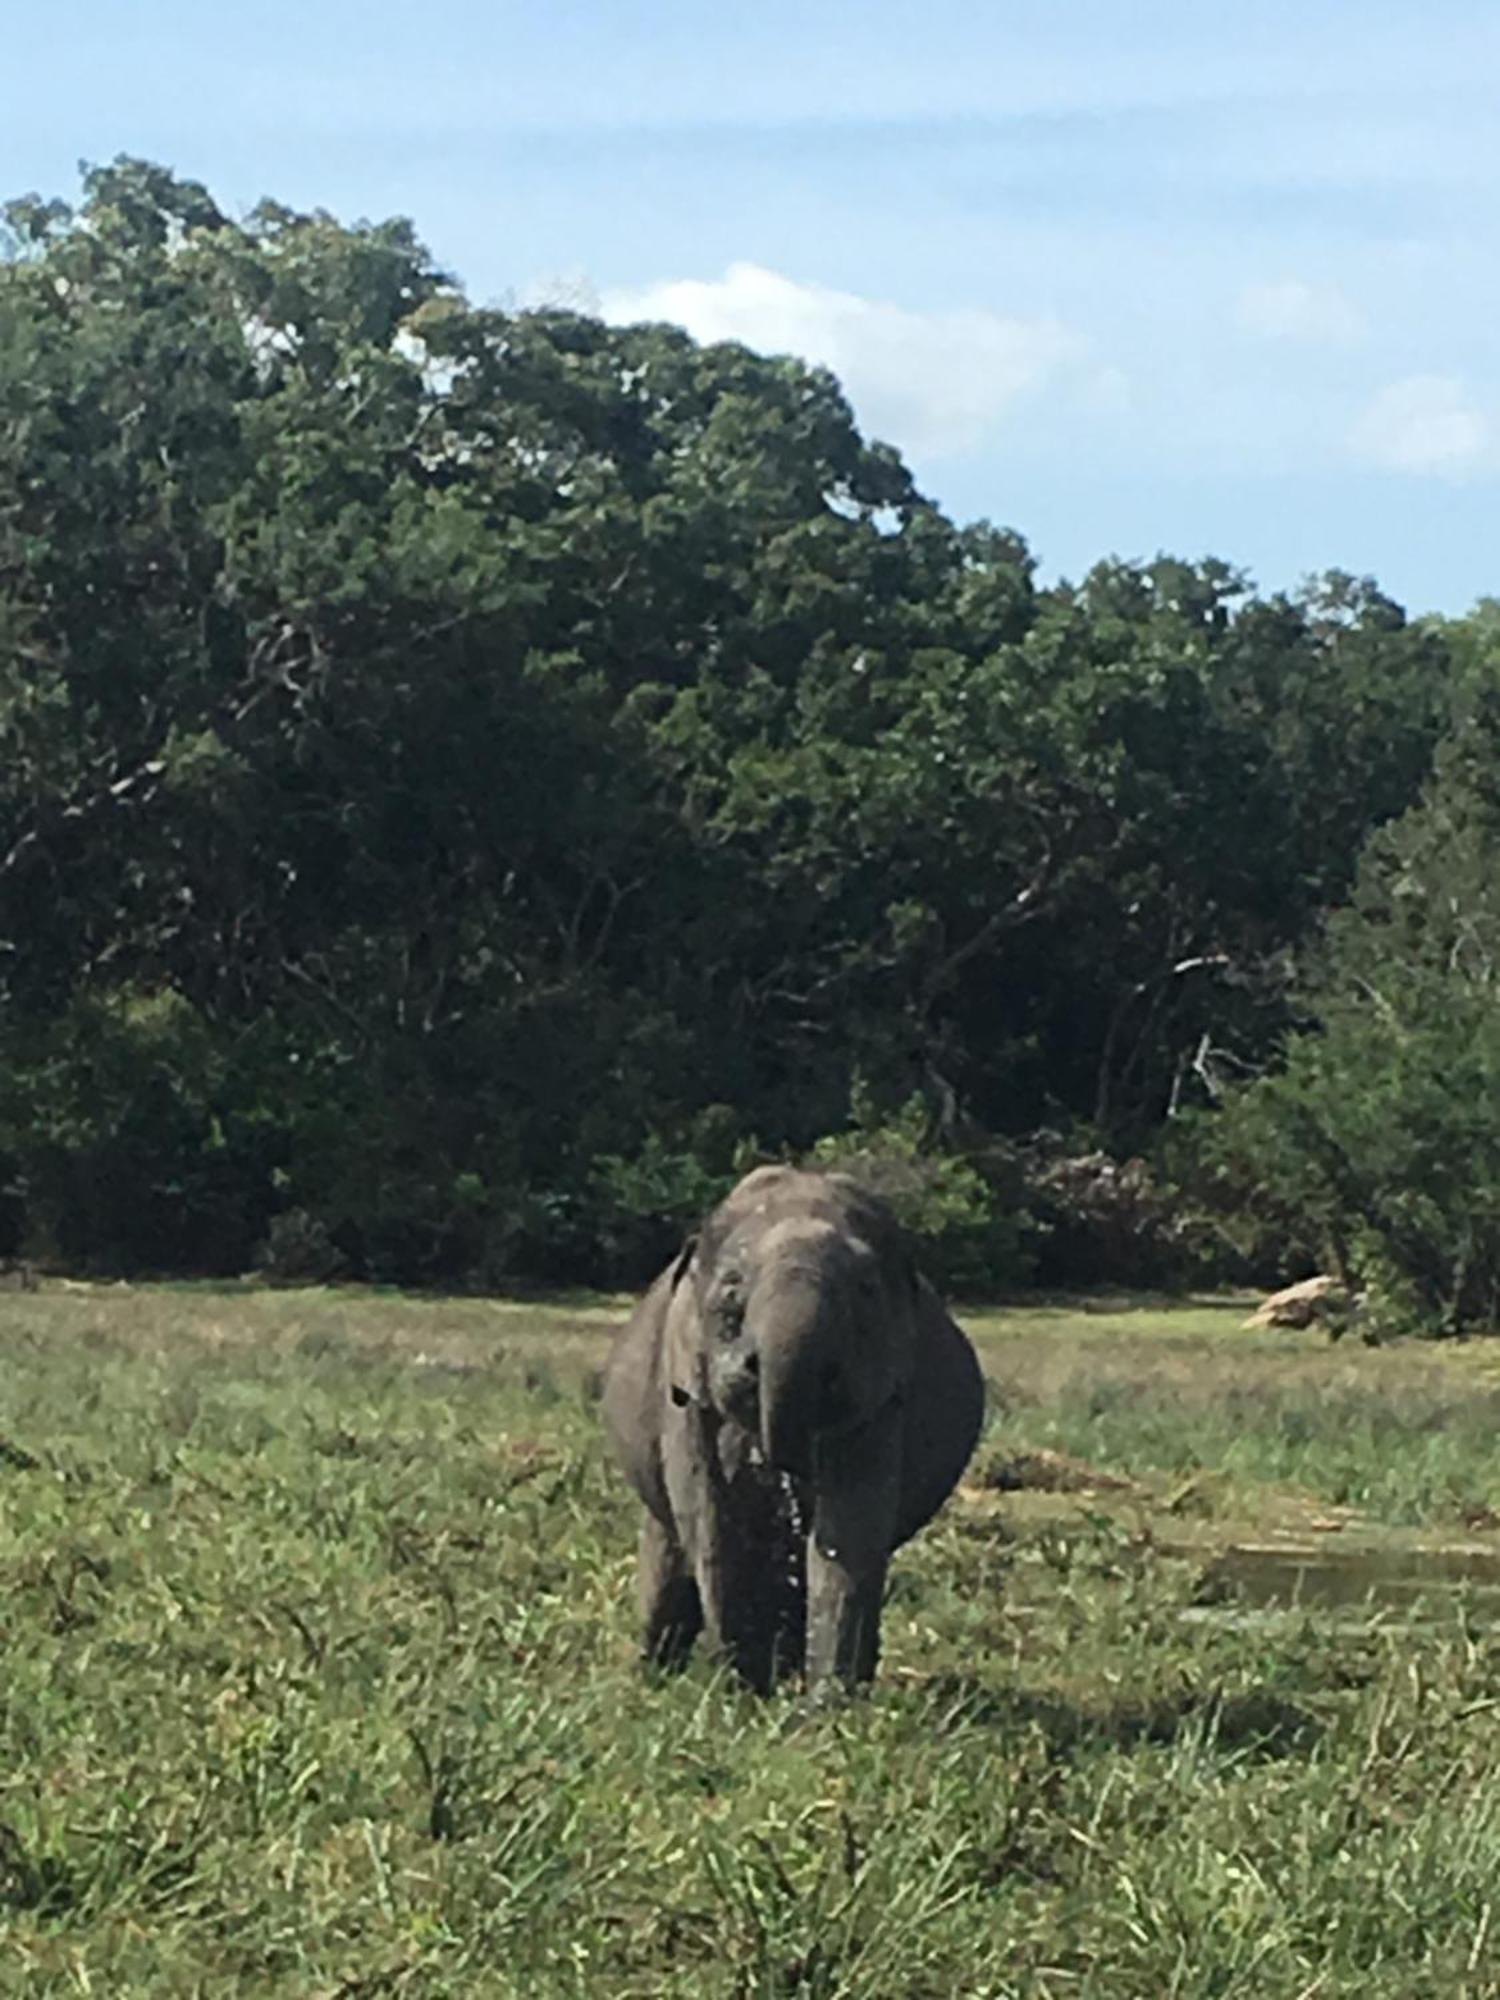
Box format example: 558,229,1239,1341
601,1164,985,1693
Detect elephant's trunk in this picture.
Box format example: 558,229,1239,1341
755,1278,838,1476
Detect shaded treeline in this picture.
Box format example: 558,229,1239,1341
1,160,1493,1309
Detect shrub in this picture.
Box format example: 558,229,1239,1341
589,1120,747,1285
1201,711,1500,1335
253,1208,349,1287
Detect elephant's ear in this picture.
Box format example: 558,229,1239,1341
894,1278,984,1545
664,1236,705,1407
893,1245,924,1374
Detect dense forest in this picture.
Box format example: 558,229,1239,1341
2,160,1498,1328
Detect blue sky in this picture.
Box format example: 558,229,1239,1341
5,0,1498,612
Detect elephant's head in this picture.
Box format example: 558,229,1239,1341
670,1168,919,1477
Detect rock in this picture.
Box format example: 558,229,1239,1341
1242,1275,1350,1331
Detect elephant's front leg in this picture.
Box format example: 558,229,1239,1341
806,1403,902,1691
637,1513,702,1670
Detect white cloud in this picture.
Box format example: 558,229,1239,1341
599,262,1091,459
1236,279,1364,344
1349,374,1493,477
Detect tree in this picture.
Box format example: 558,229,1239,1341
1199,675,1500,1332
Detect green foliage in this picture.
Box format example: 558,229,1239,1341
0,158,1472,1285
1202,688,1500,1333
0,986,278,1273
589,1112,754,1281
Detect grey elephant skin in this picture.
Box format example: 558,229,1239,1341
601,1165,985,1693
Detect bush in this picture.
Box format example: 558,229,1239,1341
253,1208,349,1287
1162,1115,1326,1292
589,1114,749,1285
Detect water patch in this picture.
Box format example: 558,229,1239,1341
1188,1537,1500,1628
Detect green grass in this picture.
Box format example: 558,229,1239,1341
1,1286,1498,1996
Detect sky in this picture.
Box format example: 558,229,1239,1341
5,0,1498,613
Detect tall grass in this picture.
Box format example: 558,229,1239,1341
0,1289,1495,1995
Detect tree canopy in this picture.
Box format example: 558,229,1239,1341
0,160,1480,1299
1199,626,1500,1333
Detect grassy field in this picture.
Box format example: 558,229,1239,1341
1,1285,1499,1997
